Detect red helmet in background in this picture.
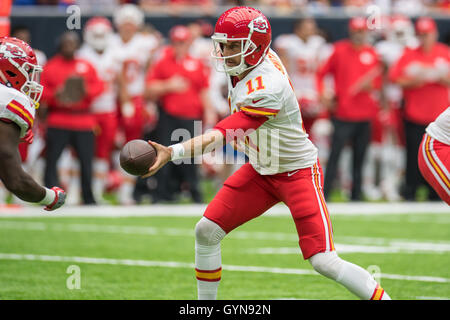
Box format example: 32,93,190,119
0,37,43,107
84,17,113,52
211,6,272,76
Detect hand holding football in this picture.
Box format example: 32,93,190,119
119,139,157,176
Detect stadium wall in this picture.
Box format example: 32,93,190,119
10,15,450,59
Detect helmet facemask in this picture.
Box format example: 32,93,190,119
20,62,43,108
211,33,258,76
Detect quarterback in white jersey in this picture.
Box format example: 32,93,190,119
0,37,65,210
418,107,450,204
142,7,391,300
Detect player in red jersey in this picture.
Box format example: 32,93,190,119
0,37,66,210
142,7,391,300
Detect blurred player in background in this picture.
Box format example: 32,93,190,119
112,3,159,205
418,107,450,205
40,31,104,205
145,25,217,203
143,7,390,300
78,17,121,203
369,15,418,201
274,18,328,138
390,16,449,201
317,17,383,201
0,36,65,210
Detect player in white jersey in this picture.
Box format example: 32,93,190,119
418,107,450,204
112,4,159,205
78,17,122,203
366,15,418,201
273,18,328,136
141,7,391,300
0,37,65,210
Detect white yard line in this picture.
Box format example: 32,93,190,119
251,241,450,255
1,220,450,252
1,221,449,250
0,252,448,284
416,296,449,300
0,202,449,217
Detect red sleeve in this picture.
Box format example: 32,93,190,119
213,110,268,143
316,45,337,95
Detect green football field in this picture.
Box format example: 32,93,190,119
0,205,449,300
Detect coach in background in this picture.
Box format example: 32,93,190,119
389,17,449,201
40,31,104,205
145,25,217,203
316,17,382,201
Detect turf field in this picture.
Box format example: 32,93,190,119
0,203,449,300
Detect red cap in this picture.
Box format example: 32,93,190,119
415,17,437,34
349,17,367,31
169,25,192,42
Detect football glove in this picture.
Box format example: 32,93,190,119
44,187,66,211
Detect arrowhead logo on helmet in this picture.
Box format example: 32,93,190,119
0,43,27,59
249,16,269,34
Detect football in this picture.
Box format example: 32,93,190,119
119,139,157,176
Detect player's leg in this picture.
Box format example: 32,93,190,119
350,121,371,201
281,163,390,299
72,130,96,205
418,134,450,204
323,118,353,200
195,163,279,300
309,251,390,299
93,113,117,203
44,128,71,188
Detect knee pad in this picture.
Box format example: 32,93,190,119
308,251,344,281
195,217,226,246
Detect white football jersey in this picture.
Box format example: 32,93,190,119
111,33,158,97
228,49,318,175
426,107,450,145
274,34,326,101
0,84,35,138
77,44,121,113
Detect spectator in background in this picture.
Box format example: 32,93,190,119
145,25,217,203
389,16,449,201
40,31,104,205
317,17,382,201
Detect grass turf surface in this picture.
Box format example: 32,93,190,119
0,211,449,300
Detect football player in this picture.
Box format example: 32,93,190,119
78,17,121,203
112,4,159,205
418,107,449,204
0,37,66,210
142,7,391,300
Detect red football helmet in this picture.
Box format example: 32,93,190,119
84,17,113,52
211,6,272,76
0,37,43,107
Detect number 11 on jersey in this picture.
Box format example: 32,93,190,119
246,76,265,95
